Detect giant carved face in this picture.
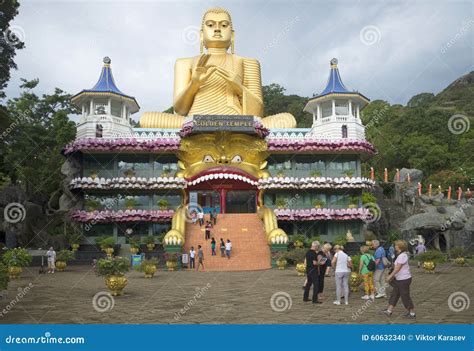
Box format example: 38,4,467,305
201,9,233,50
177,132,269,183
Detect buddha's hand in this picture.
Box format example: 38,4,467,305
191,55,217,86
214,67,243,93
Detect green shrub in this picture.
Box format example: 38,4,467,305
351,255,361,269
307,236,322,247
124,198,138,209
135,258,159,272
95,236,115,249
2,248,32,267
333,235,347,247
290,234,306,245
312,199,325,208
309,170,322,177
417,250,446,263
387,229,400,243
282,248,307,265
157,199,169,208
128,236,140,249
275,198,286,208
85,199,101,211
0,263,9,290
56,250,75,262
96,257,130,277
449,247,465,259
362,191,377,204
142,235,156,245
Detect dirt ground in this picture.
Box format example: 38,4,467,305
0,263,472,324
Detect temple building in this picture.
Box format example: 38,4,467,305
63,8,376,270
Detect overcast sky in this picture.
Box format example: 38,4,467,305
5,0,473,121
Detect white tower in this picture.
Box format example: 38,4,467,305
71,57,140,139
304,58,369,140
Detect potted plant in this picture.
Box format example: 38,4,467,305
85,199,101,212
96,236,116,258
349,255,363,292
276,171,285,178
123,169,135,178
129,236,140,255
164,253,179,271
124,197,138,210
313,199,325,209
89,170,98,179
450,248,466,266
55,249,75,271
343,169,355,178
348,196,359,208
2,247,32,279
276,256,287,270
333,235,348,247
417,250,445,273
143,235,156,251
161,170,171,178
68,232,82,252
96,257,130,296
296,263,306,276
275,198,286,209
135,258,159,278
157,198,169,210
309,170,322,178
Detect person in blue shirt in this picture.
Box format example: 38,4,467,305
372,240,387,298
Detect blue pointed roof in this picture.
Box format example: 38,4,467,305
319,58,350,96
72,57,140,113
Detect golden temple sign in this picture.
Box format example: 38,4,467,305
192,115,255,133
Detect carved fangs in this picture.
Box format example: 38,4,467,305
188,172,258,186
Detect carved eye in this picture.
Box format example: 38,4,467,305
231,155,242,163
203,155,215,163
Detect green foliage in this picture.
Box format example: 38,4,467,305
56,249,75,262
128,236,140,249
333,235,347,247
282,248,307,265
417,250,446,263
307,236,322,246
275,198,286,208
361,191,377,204
2,248,32,267
449,247,465,259
135,258,159,272
85,199,101,211
351,255,361,269
312,199,325,208
290,234,306,245
427,170,470,190
124,197,138,209
387,229,400,243
349,196,359,206
0,263,9,290
343,169,355,178
157,198,169,208
96,257,130,277
309,170,322,177
95,236,115,249
142,235,156,245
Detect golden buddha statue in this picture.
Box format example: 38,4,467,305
140,7,296,129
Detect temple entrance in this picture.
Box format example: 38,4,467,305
190,191,221,214
226,190,256,213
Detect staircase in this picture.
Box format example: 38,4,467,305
183,213,271,271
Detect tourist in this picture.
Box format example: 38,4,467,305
191,210,197,225
205,221,212,240
372,240,387,298
197,245,204,271
382,240,416,318
225,239,232,259
303,241,322,304
46,246,56,274
211,237,217,256
198,211,204,226
415,240,426,268
220,238,225,257
317,243,332,302
359,246,375,300
212,208,217,225
332,245,351,305
189,246,196,269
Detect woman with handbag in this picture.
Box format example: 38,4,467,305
317,243,331,302
381,240,416,318
332,245,351,305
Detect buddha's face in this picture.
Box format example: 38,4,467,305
202,12,232,49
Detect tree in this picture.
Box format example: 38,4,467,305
2,79,78,197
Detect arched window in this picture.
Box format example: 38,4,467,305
342,125,348,138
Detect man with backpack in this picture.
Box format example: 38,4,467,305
358,245,376,300
372,240,389,298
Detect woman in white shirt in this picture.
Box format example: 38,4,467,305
331,245,352,305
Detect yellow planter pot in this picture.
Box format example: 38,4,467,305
454,257,465,266
296,263,306,276
276,259,287,270
166,261,177,271
146,243,155,251
105,247,114,258
71,244,80,252
423,261,436,273
350,272,363,292
105,275,128,296
130,247,139,255
144,264,157,278
8,266,22,279
56,261,67,271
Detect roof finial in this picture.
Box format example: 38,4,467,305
330,58,338,68
103,56,111,65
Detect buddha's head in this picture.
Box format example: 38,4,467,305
201,7,234,52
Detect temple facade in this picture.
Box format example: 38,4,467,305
64,56,375,253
